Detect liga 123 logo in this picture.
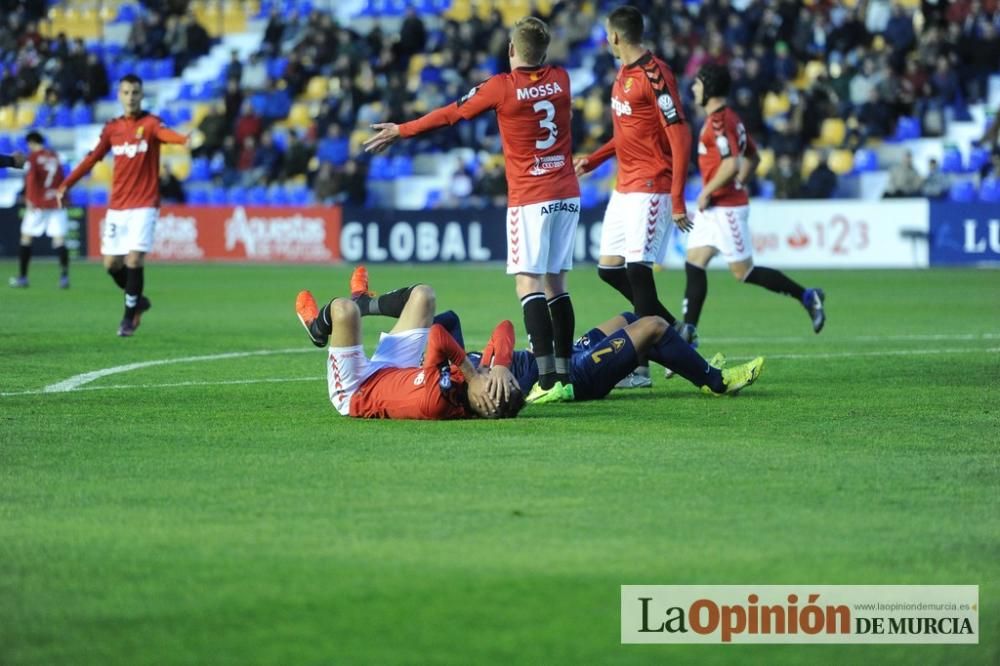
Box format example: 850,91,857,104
621,586,978,644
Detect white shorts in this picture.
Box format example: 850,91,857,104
327,327,430,416
101,207,158,255
21,208,69,238
687,205,752,263
506,197,580,275
599,191,672,264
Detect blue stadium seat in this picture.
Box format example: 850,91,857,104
593,159,615,179
53,106,74,127
941,148,963,174
34,106,53,127
103,43,124,59
194,82,217,101
209,186,228,206
368,154,392,180
852,148,879,173
391,155,413,177
116,4,139,23
289,185,312,205
580,182,602,208
228,186,249,205
154,59,174,80
13,136,27,152
420,66,444,85
72,105,94,125
136,59,156,81
979,179,1000,203
89,188,109,205
684,180,702,200
174,106,192,125
159,109,176,126
424,189,443,208
267,57,288,80
891,116,921,142
269,185,290,206
179,83,196,100
969,146,991,173
191,157,212,182
69,188,88,206
248,186,269,205
948,181,976,203
188,189,210,205
758,179,776,199
0,135,13,154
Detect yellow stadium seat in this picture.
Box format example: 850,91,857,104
755,148,775,178
349,129,368,153
815,118,846,148
804,60,827,86
169,158,192,180
190,103,212,127
445,0,472,21
828,149,854,175
800,149,821,179
408,54,426,78
303,76,329,101
0,106,15,130
286,103,312,128
48,6,64,20
91,160,113,185
762,91,790,119
15,106,35,128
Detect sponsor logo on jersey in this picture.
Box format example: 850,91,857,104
516,81,563,101
539,200,579,214
111,140,149,158
657,93,681,123
458,84,481,106
528,154,567,176
611,96,633,116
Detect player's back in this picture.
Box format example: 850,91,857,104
698,106,754,207
495,65,579,206
349,366,468,420
26,149,63,209
610,52,686,193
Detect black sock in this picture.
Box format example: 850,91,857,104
646,325,724,391
597,264,633,302
683,262,707,326
108,266,127,290
355,286,415,318
56,246,69,276
123,266,144,320
548,292,574,383
522,292,555,389
625,262,676,324
744,266,805,301
312,301,334,338
17,244,31,278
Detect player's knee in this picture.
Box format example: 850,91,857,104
647,315,669,338
330,297,360,322
408,284,436,313
104,256,122,271
732,263,753,281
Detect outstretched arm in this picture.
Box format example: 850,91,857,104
58,126,113,205
574,137,616,177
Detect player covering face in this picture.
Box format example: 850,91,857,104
294,267,524,420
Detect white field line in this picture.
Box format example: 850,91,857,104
0,345,997,398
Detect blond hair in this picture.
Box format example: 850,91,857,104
511,17,550,66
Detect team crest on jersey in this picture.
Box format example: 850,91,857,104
623,77,634,93
530,72,541,81
136,126,144,138
610,337,625,352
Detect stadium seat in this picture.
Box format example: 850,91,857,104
593,159,615,179
248,186,269,205
891,116,921,142
34,105,53,127
136,60,156,81
209,186,228,206
89,188,109,205
941,148,963,174
948,181,976,203
368,155,392,180
188,189,210,205
828,149,854,175
979,179,1000,203
69,188,88,206
801,149,822,178
190,157,212,182
228,186,249,205
762,91,791,119
303,76,329,101
816,118,846,148
267,57,288,80
289,185,312,206
756,148,775,177
174,106,193,125
72,105,94,125
968,146,991,173
684,180,702,201
758,179,776,199
0,107,14,131
852,148,879,173
91,161,113,184
269,185,291,206
0,135,13,154
15,106,36,129
154,59,174,80
391,155,413,177
179,83,196,101
159,109,177,126
117,4,139,23
580,182,603,208
52,106,73,128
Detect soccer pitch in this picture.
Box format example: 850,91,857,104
1,260,997,665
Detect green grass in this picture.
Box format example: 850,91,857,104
1,260,998,665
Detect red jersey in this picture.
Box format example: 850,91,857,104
349,321,515,420
698,106,758,207
584,51,691,214
25,148,63,209
398,65,579,207
62,112,186,210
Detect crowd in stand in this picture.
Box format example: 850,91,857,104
2,0,999,206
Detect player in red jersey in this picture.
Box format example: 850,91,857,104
56,74,189,337
8,132,69,289
363,17,579,405
679,64,826,347
574,5,693,389
294,268,523,420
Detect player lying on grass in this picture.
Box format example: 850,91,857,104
294,275,524,420
312,267,764,405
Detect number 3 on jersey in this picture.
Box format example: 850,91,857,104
533,100,557,150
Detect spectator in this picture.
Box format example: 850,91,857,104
251,130,284,185
854,89,894,140
196,102,228,157
883,150,923,197
241,52,268,91
237,136,257,177
316,124,349,166
473,162,507,208
159,166,186,204
282,130,313,181
772,154,803,200
313,162,338,202
397,8,427,61
234,99,263,146
802,153,838,198
444,162,474,207
225,49,243,83
339,159,367,206
223,78,244,128
979,148,1000,185
81,53,109,105
261,9,284,56
920,158,950,199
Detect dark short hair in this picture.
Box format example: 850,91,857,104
119,73,143,87
697,64,732,99
25,130,45,145
608,5,644,45
491,387,526,419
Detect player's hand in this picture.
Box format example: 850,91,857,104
467,371,499,417
54,188,65,208
363,123,401,154
696,190,711,212
573,156,589,177
673,211,693,232
11,152,25,168
486,366,519,405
